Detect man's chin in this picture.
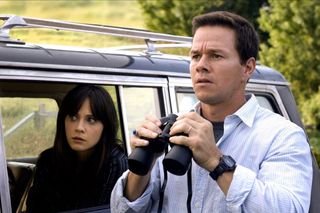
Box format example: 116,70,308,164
196,94,219,105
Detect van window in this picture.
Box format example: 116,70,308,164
0,98,58,159
255,96,275,112
122,87,161,137
176,91,276,113
176,92,198,112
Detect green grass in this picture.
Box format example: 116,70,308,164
1,0,145,48
1,98,58,158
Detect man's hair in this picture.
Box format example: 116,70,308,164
192,11,259,64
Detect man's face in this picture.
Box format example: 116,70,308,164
190,26,250,106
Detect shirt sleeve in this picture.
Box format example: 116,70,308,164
226,128,313,213
110,159,162,213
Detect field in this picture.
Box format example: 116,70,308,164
0,1,145,47
1,98,58,158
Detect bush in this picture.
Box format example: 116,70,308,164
301,90,320,166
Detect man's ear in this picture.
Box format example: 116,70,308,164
242,57,256,82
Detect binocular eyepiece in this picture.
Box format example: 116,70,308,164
128,114,192,176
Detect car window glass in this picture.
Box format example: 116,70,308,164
176,92,198,112
122,87,161,137
255,95,275,112
176,91,275,113
0,98,58,159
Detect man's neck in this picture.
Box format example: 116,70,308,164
200,97,246,122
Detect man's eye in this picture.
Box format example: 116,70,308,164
191,54,200,60
211,54,223,59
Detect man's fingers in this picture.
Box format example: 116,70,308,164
145,114,162,126
169,135,190,147
170,121,194,136
130,136,149,149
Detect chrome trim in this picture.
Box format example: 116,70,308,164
246,83,290,119
0,62,190,78
117,86,132,155
162,85,171,116
249,78,290,86
0,113,12,213
0,70,168,87
168,84,178,114
168,77,192,87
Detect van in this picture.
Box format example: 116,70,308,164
0,15,319,213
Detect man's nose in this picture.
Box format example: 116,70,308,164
195,55,209,73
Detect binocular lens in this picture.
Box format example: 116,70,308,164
128,146,154,176
163,145,192,176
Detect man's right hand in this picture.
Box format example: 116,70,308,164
131,114,162,149
125,115,162,201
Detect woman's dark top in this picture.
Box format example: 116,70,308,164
26,145,128,213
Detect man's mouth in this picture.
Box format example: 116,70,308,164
196,78,212,84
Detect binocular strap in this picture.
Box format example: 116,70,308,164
157,162,167,213
157,157,193,213
187,163,192,213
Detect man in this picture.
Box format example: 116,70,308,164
111,11,312,212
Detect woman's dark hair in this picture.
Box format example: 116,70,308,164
53,84,119,175
192,11,259,64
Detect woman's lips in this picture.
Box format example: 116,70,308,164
72,136,85,142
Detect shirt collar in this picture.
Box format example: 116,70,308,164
232,94,259,127
193,94,259,128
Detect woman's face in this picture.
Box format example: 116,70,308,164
65,98,104,160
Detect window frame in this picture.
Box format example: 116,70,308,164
0,70,171,211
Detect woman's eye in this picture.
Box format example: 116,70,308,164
70,115,77,121
87,117,97,124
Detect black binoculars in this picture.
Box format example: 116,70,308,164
128,114,192,176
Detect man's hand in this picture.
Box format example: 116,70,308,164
125,115,162,201
169,112,221,172
131,114,162,149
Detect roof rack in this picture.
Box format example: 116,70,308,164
0,15,192,52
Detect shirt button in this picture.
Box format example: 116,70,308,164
195,202,200,208
200,169,206,175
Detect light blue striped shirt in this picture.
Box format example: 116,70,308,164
111,94,312,213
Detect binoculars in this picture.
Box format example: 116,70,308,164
128,114,192,176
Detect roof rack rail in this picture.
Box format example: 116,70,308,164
104,43,191,51
0,15,192,52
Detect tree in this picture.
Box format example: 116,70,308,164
259,0,320,101
259,0,320,162
138,0,268,40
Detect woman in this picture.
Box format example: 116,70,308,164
26,85,128,212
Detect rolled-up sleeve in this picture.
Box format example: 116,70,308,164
111,158,163,213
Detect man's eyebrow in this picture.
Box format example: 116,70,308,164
207,49,223,54
189,50,200,55
190,49,223,55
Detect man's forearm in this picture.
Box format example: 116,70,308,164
124,171,151,201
